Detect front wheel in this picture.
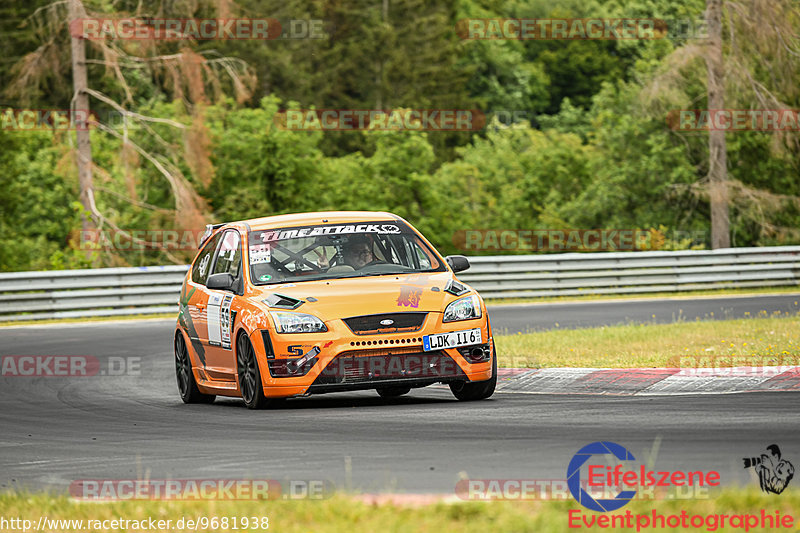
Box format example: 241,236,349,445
236,333,273,409
175,332,215,404
449,349,497,401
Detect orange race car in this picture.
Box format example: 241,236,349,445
174,211,496,409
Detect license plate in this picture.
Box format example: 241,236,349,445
423,328,482,352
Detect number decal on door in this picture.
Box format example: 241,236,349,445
208,293,234,350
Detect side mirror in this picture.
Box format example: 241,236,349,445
445,255,470,273
206,272,235,292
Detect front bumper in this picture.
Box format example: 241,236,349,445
250,312,493,398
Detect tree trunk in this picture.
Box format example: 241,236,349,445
69,0,95,236
705,0,730,248
375,0,389,110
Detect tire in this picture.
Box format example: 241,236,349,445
175,332,216,404
376,386,411,398
449,348,497,401
236,332,272,409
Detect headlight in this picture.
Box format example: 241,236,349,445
270,311,328,333
443,294,482,323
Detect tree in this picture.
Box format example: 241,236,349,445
639,0,800,247
5,0,256,265
705,0,730,248
68,0,94,239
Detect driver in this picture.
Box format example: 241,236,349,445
313,235,376,270
342,236,375,269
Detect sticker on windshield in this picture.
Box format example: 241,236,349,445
249,244,271,264
258,224,401,243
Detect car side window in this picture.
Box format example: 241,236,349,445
414,243,432,269
191,232,222,285
212,230,242,278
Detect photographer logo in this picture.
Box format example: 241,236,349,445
567,441,638,512
743,445,795,494
567,441,721,512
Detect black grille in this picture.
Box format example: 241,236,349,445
312,350,464,385
343,312,427,335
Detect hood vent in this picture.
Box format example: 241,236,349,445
444,279,469,296
263,293,304,310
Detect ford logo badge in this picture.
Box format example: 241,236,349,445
380,319,394,326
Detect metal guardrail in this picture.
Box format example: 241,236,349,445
1,247,798,322
462,246,800,299
0,265,189,322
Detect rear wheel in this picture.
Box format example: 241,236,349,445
449,348,497,401
236,333,272,409
175,332,215,404
376,386,411,398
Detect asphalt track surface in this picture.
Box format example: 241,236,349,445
1,294,798,495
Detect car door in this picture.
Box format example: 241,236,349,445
183,231,223,372
203,229,243,380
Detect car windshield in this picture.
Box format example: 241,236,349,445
247,221,446,284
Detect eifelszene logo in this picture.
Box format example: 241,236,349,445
567,441,720,512
568,441,637,512
743,444,795,494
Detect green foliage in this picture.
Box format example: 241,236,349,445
0,128,83,271
555,82,701,230
1,0,799,271
206,97,326,219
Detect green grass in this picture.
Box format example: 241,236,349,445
495,315,800,369
0,488,798,532
484,285,800,305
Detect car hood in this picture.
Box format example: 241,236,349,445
249,272,463,320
